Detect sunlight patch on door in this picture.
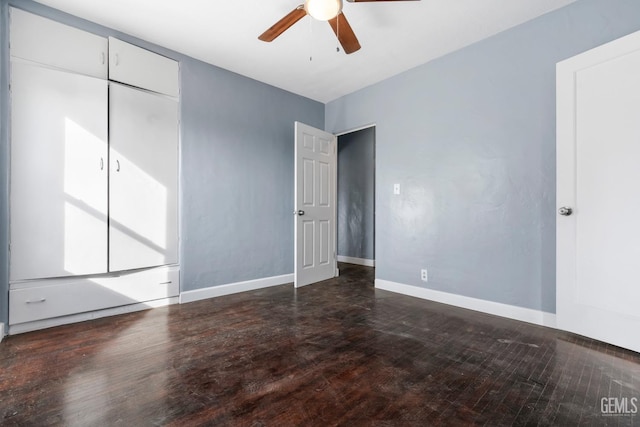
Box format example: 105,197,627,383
110,147,168,250
64,118,107,275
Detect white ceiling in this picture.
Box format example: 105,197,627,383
33,0,575,103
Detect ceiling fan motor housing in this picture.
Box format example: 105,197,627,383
304,0,343,21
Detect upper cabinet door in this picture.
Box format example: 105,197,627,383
10,8,107,79
10,62,109,281
109,37,179,97
109,83,179,272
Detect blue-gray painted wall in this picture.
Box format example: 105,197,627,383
180,61,323,290
0,0,324,328
326,0,640,314
337,127,375,261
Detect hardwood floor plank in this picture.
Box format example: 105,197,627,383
1,263,639,426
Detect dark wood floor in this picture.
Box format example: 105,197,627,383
1,263,639,426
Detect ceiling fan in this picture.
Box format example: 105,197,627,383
258,0,419,55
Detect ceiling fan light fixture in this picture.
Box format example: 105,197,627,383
304,0,343,21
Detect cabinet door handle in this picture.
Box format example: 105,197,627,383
100,157,104,170
115,53,119,66
26,298,46,304
116,160,120,172
101,52,105,65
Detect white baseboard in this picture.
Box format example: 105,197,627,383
9,297,178,335
180,273,294,304
0,323,4,342
375,279,556,328
337,256,375,267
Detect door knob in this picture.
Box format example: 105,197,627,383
294,210,305,216
558,206,573,216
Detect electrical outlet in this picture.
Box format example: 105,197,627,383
394,184,401,195
421,269,428,282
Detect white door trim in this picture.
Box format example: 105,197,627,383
334,123,377,137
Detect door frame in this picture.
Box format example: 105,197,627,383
335,123,377,269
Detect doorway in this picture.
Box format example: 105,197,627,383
336,126,376,267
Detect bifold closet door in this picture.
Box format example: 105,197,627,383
109,83,179,272
10,62,108,281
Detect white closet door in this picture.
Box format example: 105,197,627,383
109,83,179,272
10,8,107,79
10,62,108,281
108,37,179,97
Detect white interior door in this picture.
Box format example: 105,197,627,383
294,122,337,288
109,83,179,272
10,62,108,281
557,30,640,353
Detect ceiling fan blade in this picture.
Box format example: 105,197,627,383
258,5,307,42
328,13,361,54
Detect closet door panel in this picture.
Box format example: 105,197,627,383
109,37,179,97
10,8,107,78
109,83,179,272
10,62,109,281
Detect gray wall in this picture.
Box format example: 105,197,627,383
337,127,375,261
0,0,324,328
325,0,640,314
180,61,323,290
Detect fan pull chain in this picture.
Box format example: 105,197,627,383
336,13,340,53
309,15,313,61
